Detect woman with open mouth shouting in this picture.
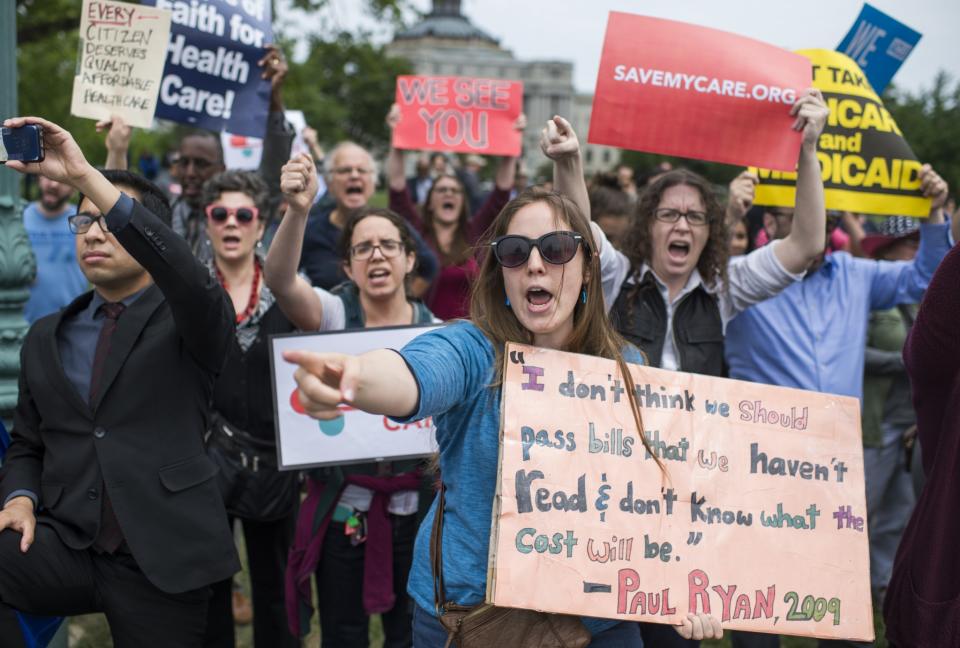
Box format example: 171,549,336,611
603,87,828,648
280,119,722,647
265,152,438,648
607,88,829,380
385,103,527,320
200,170,302,648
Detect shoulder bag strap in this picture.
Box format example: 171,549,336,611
431,481,447,614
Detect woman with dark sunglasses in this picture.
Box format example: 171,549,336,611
280,119,722,647
385,103,526,320
199,170,302,648
264,153,438,648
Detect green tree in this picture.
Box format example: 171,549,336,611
282,32,413,151
884,73,960,200
14,0,416,178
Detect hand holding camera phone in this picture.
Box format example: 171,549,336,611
0,124,45,164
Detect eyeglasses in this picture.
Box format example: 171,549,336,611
68,212,109,235
350,239,404,260
205,204,259,224
491,231,587,268
433,185,462,196
333,166,374,176
653,208,710,227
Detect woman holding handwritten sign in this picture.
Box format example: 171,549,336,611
283,120,722,647
386,103,526,320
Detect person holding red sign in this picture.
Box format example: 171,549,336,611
386,103,526,320
607,89,829,381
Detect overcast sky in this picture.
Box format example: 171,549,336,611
282,0,959,96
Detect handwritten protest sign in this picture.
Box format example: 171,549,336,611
488,344,873,641
392,76,523,156
269,326,440,469
751,50,930,217
70,0,172,128
588,13,811,171
142,0,272,137
838,3,921,93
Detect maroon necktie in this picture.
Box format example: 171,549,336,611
90,301,125,554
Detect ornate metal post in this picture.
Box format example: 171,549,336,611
0,3,37,421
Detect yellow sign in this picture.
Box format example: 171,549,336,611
751,49,931,217
488,343,873,641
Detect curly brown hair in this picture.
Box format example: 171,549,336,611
622,169,729,288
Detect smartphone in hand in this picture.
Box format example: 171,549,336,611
0,125,45,163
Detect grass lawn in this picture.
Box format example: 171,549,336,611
68,596,884,647
67,510,886,647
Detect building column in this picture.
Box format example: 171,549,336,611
0,3,38,421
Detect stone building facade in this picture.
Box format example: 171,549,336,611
386,0,619,177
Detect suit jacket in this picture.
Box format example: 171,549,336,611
0,195,240,594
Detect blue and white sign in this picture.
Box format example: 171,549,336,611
142,0,272,137
837,3,921,93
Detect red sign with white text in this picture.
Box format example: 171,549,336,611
392,76,523,156
588,13,812,171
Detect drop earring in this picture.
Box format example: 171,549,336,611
505,296,511,307
580,288,587,304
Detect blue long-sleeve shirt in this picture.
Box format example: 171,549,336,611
724,221,952,400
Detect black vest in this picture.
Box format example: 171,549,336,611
612,274,725,377
213,302,297,442
331,281,435,328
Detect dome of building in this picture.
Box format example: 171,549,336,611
394,0,499,46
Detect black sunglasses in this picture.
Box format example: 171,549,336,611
205,204,259,223
490,231,588,268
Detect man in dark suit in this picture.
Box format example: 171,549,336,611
0,116,239,646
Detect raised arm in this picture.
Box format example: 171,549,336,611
465,114,525,243
773,88,828,274
867,166,951,310
97,114,131,171
385,103,407,192
724,170,758,228
4,116,233,372
264,153,326,331
841,212,868,258
493,113,525,192
257,45,295,211
541,115,589,221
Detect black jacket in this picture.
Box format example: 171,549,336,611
612,273,725,377
0,196,240,594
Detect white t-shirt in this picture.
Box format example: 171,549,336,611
311,285,430,516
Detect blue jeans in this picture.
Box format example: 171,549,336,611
412,605,643,647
